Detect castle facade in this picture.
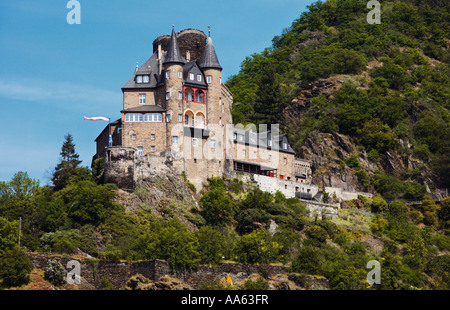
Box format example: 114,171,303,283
94,27,313,196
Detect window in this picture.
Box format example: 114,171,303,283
238,134,244,142
151,134,155,141
165,71,170,79
283,143,287,149
197,75,202,82
206,76,212,84
268,139,272,147
151,146,156,153
166,92,170,100
136,75,149,83
234,133,237,140
284,157,287,164
178,71,182,79
139,94,146,104
211,139,216,148
137,146,143,156
268,154,272,161
178,114,182,122
193,138,197,147
125,113,143,122
178,91,182,99
242,149,246,157
144,113,162,122
172,136,178,144
189,73,194,80
132,134,136,140
166,114,171,123
253,151,257,159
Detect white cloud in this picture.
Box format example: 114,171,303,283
0,77,120,111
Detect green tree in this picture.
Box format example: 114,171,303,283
195,226,226,265
157,218,200,269
52,134,91,191
199,189,234,227
64,180,120,225
236,229,281,264
0,247,33,288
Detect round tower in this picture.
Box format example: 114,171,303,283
163,27,185,162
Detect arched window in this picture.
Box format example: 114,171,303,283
184,87,206,104
184,110,194,127
195,112,205,128
185,88,194,101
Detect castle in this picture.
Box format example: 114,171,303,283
93,27,316,198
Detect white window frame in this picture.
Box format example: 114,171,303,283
283,143,287,149
197,74,202,82
144,113,162,123
193,138,197,147
151,146,156,153
211,139,216,149
151,134,155,141
178,71,182,79
143,75,149,83
136,75,143,83
165,71,170,79
172,136,178,144
137,146,143,156
178,114,182,122
189,73,194,80
206,76,212,84
132,134,136,140
166,91,170,100
125,113,143,122
139,94,146,105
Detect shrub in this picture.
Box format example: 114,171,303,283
0,247,33,288
305,225,328,243
243,276,270,290
44,260,67,286
200,189,234,227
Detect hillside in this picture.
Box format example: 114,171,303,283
226,0,450,198
1,0,450,292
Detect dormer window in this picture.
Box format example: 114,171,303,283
136,75,149,83
189,73,194,80
197,75,202,82
283,143,287,149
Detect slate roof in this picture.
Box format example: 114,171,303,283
163,27,184,65
121,105,166,113
199,36,222,71
122,52,162,90
183,61,207,87
233,128,296,155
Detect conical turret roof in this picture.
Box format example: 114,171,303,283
163,26,184,65
199,36,222,71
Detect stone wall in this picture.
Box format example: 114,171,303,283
26,253,289,290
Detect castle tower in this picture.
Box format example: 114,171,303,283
163,26,185,167
199,32,233,178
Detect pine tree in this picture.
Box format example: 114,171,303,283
52,134,89,191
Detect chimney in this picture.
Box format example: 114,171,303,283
158,44,162,75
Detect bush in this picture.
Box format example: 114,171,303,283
305,225,328,243
44,260,67,286
243,276,270,290
200,189,234,227
0,247,33,288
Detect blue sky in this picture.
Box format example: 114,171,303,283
0,0,314,184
